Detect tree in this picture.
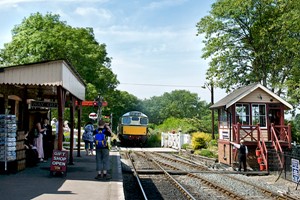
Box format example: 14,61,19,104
141,90,209,124
102,90,142,132
0,12,120,124
0,12,118,96
197,0,300,109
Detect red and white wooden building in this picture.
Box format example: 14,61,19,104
211,83,293,171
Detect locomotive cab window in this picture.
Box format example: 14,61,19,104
140,118,148,125
131,117,139,121
122,117,131,124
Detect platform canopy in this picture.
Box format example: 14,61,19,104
0,60,85,100
0,60,86,155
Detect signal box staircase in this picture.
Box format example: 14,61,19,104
233,123,292,172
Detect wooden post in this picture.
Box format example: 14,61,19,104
288,123,292,149
57,86,65,151
77,100,82,157
68,95,75,165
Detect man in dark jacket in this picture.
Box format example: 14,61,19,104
230,140,248,172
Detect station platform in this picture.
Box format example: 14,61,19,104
0,148,124,200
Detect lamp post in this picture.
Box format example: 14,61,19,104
202,82,215,139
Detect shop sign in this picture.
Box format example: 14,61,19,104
50,150,68,173
30,101,58,109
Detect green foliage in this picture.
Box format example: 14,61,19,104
145,131,161,147
197,0,300,110
196,149,216,158
141,90,209,125
0,12,121,126
290,115,300,144
156,117,196,133
181,143,191,150
209,139,218,146
105,90,142,132
191,132,212,150
155,115,218,136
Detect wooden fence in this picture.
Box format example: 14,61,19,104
161,132,191,150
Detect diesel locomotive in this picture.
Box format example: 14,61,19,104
117,111,148,146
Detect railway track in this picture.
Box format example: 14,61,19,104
130,151,245,199
148,152,300,200
122,150,299,200
127,151,194,199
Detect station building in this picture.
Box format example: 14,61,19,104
0,60,86,172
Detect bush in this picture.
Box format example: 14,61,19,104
146,132,161,147
196,149,217,158
191,132,212,150
209,139,218,146
181,143,191,150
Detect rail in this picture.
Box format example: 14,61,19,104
145,152,197,200
127,152,148,200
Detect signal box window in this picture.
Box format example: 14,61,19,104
220,109,228,127
252,104,266,127
235,104,250,125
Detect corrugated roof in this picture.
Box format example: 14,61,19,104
210,83,293,110
0,60,86,100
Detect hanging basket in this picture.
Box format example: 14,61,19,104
255,149,261,157
259,164,266,171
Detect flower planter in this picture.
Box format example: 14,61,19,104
255,149,261,156
257,157,263,164
259,164,266,171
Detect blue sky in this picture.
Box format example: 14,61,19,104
0,0,226,103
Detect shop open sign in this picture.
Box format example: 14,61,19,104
50,150,68,173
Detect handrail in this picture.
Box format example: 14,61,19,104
270,124,283,169
232,123,258,142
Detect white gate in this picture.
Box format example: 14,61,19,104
161,132,191,150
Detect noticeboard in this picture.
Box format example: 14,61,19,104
50,150,68,173
292,158,299,183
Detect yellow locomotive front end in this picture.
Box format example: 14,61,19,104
118,111,148,146
123,126,147,135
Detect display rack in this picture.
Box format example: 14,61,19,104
0,114,17,172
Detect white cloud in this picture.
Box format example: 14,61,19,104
0,0,106,3
145,0,188,10
74,7,111,20
0,0,41,7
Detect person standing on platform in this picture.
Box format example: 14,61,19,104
230,140,248,172
82,121,95,156
42,117,53,160
34,113,47,162
94,120,112,180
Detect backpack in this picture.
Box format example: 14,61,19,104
95,130,107,148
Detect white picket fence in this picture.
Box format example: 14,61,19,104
161,132,191,150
